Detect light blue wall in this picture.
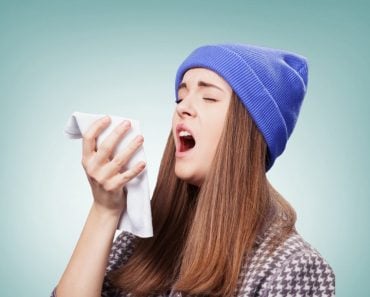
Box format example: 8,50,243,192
1,1,369,296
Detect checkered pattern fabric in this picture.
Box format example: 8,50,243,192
51,224,335,297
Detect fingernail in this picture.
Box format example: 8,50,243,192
121,120,130,127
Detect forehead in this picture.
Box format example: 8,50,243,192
181,68,230,89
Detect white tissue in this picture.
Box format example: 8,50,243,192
64,111,153,238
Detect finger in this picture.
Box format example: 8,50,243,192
94,120,131,164
97,135,144,180
104,161,146,192
107,135,144,173
82,116,111,159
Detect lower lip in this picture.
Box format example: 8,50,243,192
175,147,195,158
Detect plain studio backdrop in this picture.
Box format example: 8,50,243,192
0,1,369,296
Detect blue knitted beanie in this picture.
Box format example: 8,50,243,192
174,43,308,171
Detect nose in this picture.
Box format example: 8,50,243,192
176,96,197,118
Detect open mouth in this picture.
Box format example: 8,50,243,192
179,130,196,152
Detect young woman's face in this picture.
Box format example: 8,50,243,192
172,68,233,186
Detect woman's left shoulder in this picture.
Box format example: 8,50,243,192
236,229,335,297
266,232,335,296
263,231,336,296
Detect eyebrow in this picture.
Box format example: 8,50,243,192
178,80,225,93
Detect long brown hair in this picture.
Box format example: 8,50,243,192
108,92,296,297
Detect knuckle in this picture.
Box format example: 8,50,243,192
135,166,144,176
133,164,141,174
99,143,111,154
85,164,99,180
94,174,104,185
111,129,122,138
85,165,94,177
120,173,131,184
83,132,94,142
127,141,135,150
102,182,115,193
131,166,141,176
81,155,91,166
113,151,130,167
87,173,97,183
129,141,140,151
112,156,124,167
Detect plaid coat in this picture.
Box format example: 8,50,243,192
52,222,335,297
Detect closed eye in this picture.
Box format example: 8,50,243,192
175,98,217,104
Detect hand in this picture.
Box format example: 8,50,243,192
81,116,146,217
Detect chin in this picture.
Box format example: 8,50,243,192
174,165,203,186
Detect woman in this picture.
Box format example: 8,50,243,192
52,43,335,297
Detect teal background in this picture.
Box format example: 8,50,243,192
0,0,369,296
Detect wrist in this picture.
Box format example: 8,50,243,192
91,202,123,224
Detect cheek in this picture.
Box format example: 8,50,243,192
201,119,225,155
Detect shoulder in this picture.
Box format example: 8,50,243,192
236,229,335,297
263,232,335,296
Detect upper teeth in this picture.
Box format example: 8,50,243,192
179,130,192,137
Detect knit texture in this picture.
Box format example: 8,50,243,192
175,43,308,171
51,223,335,297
